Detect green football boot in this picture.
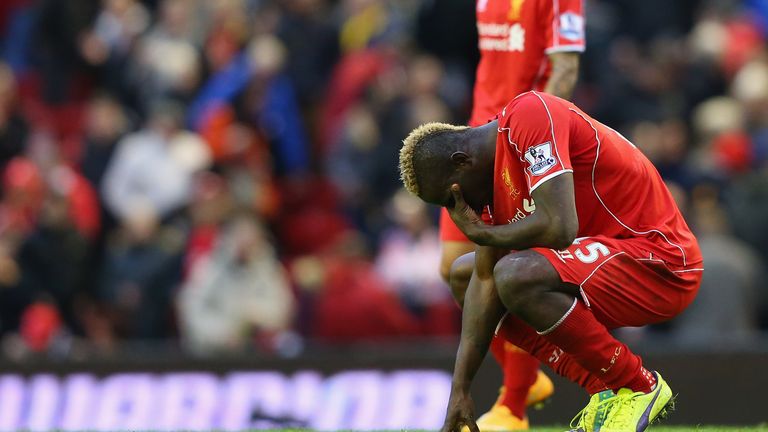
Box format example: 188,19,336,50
568,389,615,432
600,372,674,432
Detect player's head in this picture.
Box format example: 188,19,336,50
399,122,493,211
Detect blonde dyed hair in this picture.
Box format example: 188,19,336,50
399,122,468,196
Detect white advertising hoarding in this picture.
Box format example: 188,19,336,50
0,369,451,431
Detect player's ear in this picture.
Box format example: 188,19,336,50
450,151,471,167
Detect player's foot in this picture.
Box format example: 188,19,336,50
568,389,615,432
599,372,674,432
526,370,555,408
461,405,529,431
464,371,552,432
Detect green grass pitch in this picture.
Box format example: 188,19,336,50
523,428,768,431
261,427,768,431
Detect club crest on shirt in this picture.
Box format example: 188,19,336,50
501,167,521,198
507,0,525,21
524,142,557,175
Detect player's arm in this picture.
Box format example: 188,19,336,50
441,244,506,432
544,52,580,100
447,173,578,250
543,0,584,100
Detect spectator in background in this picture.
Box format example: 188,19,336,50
133,0,201,106
303,229,422,342
190,33,310,176
0,157,43,238
0,160,36,335
23,129,101,241
33,0,98,104
14,191,88,334
97,100,204,339
182,172,233,276
101,99,210,226
80,93,131,200
197,104,281,222
672,185,765,345
316,0,403,154
731,57,768,161
375,189,458,335
98,203,182,339
0,147,97,343
78,0,150,111
0,63,26,167
178,212,295,353
689,95,750,180
276,0,339,106
325,103,381,220
78,93,132,321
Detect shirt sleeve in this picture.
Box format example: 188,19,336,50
481,205,494,225
544,0,586,54
502,92,573,193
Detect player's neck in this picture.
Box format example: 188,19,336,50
474,120,498,174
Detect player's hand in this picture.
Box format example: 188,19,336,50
447,184,485,243
441,388,479,432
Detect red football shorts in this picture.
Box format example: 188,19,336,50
532,235,703,329
439,207,470,242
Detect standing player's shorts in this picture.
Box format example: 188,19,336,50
532,236,703,329
439,208,470,242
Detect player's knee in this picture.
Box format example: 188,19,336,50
439,242,474,283
493,251,555,310
439,255,454,284
448,252,474,307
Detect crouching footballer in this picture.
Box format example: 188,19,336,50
398,91,703,432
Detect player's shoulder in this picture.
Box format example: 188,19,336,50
501,91,537,115
522,0,581,16
500,91,563,122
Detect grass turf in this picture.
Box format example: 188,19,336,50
524,428,768,431
258,424,768,432
260,428,768,431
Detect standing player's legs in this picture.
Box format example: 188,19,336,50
439,209,550,427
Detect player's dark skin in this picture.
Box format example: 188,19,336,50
416,121,581,432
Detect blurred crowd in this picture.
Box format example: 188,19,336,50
0,0,766,357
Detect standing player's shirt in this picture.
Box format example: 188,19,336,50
488,91,702,268
471,0,585,126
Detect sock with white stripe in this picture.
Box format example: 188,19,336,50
537,299,651,393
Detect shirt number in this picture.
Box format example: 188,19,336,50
574,241,610,264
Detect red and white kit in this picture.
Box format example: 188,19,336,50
440,0,585,241
490,91,703,327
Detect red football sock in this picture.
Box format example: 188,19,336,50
540,299,653,393
497,313,608,395
498,343,538,418
622,366,657,393
490,334,506,367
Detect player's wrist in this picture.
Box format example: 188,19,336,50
451,379,472,394
465,224,491,245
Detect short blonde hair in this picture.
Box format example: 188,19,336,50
399,122,468,196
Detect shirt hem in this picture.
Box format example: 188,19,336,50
545,45,586,54
529,169,573,192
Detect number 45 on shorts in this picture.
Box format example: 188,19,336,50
555,238,610,264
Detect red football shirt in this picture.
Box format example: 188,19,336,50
487,91,702,268
470,0,585,126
